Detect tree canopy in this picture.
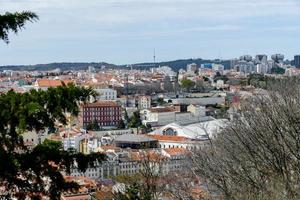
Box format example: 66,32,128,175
193,77,300,200
0,85,106,200
128,111,142,128
0,11,38,43
180,79,195,92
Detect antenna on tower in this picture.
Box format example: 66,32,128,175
153,48,156,68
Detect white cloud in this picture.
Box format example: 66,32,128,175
1,0,299,43
1,0,300,25
0,0,300,65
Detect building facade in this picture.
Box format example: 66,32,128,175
138,96,151,109
81,101,122,129
295,55,300,68
95,88,117,100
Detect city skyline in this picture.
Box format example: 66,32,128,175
1,0,300,65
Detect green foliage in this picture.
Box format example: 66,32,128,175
43,139,62,150
271,66,285,74
0,85,105,200
247,74,275,89
203,76,210,82
140,124,152,133
180,79,195,92
128,111,142,128
157,97,166,105
117,119,126,129
86,119,101,131
0,11,38,43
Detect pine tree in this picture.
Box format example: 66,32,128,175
0,11,38,43
0,85,106,199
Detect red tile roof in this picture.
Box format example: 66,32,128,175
82,101,119,108
37,79,73,87
164,148,189,156
149,107,174,113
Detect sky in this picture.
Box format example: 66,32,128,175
0,0,300,65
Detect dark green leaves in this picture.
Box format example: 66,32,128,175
0,85,103,199
0,11,38,43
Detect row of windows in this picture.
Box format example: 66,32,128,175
83,122,118,126
100,92,116,95
83,111,120,115
159,144,198,150
84,107,120,111
83,116,120,121
120,164,141,169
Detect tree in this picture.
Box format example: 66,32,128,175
157,97,166,105
0,85,106,200
117,119,126,129
192,77,300,200
271,66,285,74
140,124,152,134
87,119,101,131
113,182,150,200
112,151,165,200
0,11,38,43
180,79,195,92
128,111,142,128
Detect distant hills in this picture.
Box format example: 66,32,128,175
0,62,121,71
133,58,231,71
0,58,231,72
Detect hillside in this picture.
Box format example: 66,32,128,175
0,58,231,72
133,58,231,71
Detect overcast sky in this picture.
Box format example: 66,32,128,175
0,0,300,65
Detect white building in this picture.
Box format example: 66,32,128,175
212,64,225,72
142,105,207,127
61,130,94,153
22,130,49,148
149,118,228,140
69,148,191,179
138,96,151,109
148,134,208,150
186,63,198,73
95,88,117,100
171,97,225,106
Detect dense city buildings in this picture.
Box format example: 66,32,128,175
1,52,299,199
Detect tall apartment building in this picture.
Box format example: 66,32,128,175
186,63,198,73
295,55,300,68
81,101,121,128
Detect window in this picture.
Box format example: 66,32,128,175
163,128,177,136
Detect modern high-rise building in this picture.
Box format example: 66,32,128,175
294,55,300,68
271,54,284,63
186,63,198,73
255,54,268,64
